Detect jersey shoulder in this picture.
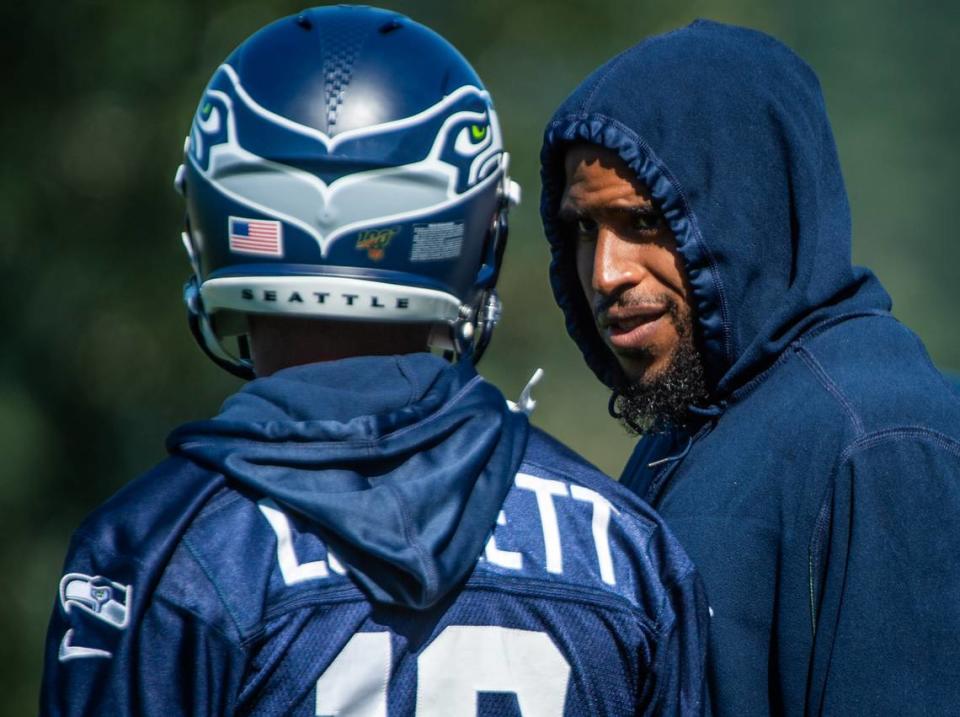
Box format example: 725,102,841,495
153,478,359,642
70,456,217,552
522,425,686,540
522,426,664,513
45,458,227,696
473,426,696,622
58,455,224,625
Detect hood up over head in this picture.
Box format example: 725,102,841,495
168,353,528,609
540,20,891,401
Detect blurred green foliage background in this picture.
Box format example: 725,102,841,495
2,0,957,712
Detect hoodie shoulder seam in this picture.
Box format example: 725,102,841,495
727,310,893,404
839,426,960,463
795,345,864,436
809,427,960,629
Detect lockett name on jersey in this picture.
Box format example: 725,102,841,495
263,471,621,592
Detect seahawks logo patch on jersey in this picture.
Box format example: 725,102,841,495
57,573,131,662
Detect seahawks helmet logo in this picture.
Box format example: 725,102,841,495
187,64,505,257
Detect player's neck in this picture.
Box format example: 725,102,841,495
248,315,432,377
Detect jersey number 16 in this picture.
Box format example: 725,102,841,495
316,625,571,716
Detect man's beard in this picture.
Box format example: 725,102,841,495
608,296,708,435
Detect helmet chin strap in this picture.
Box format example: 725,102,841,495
457,157,515,363
180,226,255,379
183,275,256,380
469,290,501,363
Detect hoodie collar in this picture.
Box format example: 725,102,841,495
168,354,529,609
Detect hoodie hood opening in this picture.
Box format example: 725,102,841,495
541,114,732,395
540,20,891,403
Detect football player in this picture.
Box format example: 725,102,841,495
41,7,708,715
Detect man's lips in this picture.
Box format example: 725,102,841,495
598,305,668,349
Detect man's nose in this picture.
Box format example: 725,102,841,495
592,228,644,297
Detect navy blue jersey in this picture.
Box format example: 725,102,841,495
42,356,707,715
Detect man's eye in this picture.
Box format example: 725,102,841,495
575,217,598,236
630,210,661,233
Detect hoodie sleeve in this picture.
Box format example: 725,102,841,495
809,432,960,714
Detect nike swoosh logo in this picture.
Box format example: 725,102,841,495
58,629,112,662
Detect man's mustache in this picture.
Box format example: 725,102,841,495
593,292,677,323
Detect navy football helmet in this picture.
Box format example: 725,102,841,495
175,6,519,378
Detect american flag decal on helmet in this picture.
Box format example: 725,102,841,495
229,217,283,257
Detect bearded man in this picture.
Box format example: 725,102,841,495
540,19,960,715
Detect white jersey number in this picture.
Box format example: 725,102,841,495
316,626,570,716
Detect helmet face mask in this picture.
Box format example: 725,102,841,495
175,6,519,377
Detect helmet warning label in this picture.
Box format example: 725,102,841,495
411,222,464,262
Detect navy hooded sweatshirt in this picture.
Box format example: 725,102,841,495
41,353,709,715
540,19,960,716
